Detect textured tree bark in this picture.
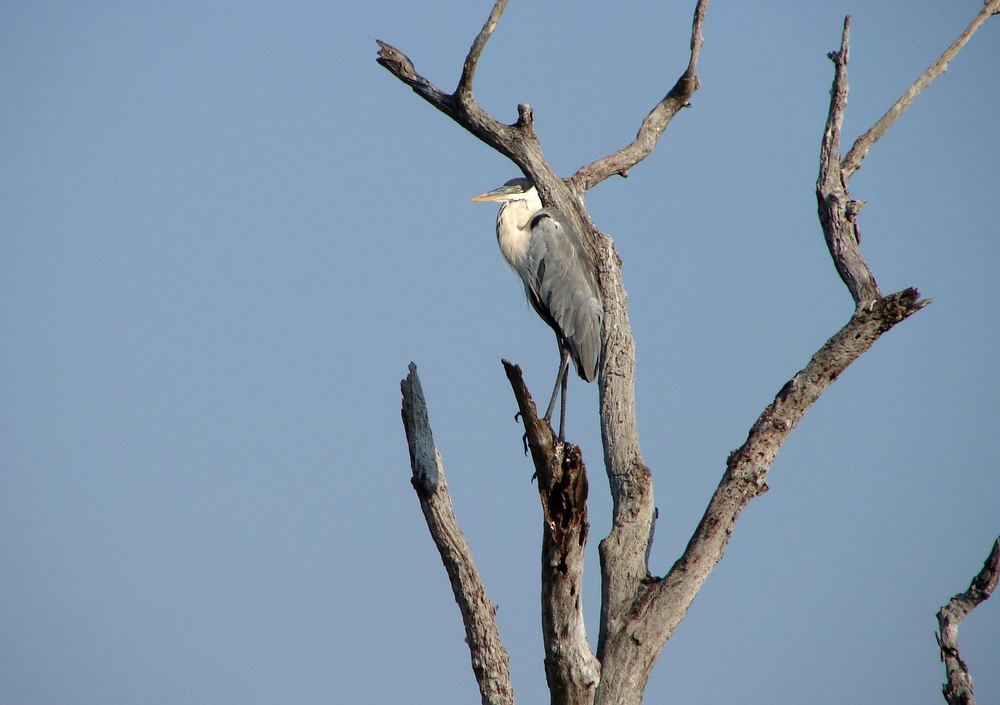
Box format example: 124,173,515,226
384,3,997,703
936,537,1000,705
503,361,600,705
816,17,881,306
595,290,929,703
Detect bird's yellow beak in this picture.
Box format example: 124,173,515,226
470,188,507,203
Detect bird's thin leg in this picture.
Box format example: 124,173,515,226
558,359,569,442
543,347,571,427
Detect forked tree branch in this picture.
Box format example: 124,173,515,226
400,364,515,705
818,4,999,306
375,0,551,194
936,537,1000,705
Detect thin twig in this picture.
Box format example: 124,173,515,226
457,0,509,101
936,537,1000,705
686,0,708,74
842,0,1000,179
819,16,851,181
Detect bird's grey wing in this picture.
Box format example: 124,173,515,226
523,208,603,382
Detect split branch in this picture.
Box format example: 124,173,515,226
375,8,530,173
818,5,999,306
400,364,515,705
936,537,1000,705
503,361,600,705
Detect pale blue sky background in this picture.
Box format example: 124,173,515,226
2,1,997,704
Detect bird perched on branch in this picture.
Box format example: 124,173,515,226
472,178,602,442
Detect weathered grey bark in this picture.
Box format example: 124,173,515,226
936,537,1000,705
386,3,997,704
400,364,515,705
817,16,881,306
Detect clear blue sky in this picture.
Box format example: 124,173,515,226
2,2,997,704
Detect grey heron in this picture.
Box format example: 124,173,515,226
472,178,602,442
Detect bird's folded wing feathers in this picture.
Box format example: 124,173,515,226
524,208,602,382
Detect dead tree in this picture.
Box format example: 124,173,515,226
384,2,1000,704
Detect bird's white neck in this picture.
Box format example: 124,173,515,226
496,189,542,268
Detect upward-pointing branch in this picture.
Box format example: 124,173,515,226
457,0,509,101
842,0,1000,179
816,16,881,307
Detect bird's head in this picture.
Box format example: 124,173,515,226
471,177,536,203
